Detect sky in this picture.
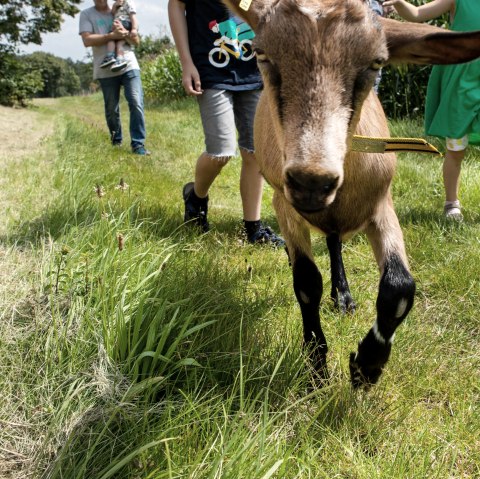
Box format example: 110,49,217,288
22,1,171,62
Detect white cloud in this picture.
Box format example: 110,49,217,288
21,0,170,62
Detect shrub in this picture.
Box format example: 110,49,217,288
0,53,43,106
135,34,173,61
141,49,186,102
379,64,432,120
379,3,450,119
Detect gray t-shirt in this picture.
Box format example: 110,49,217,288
79,6,140,80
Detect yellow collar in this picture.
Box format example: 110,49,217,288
352,135,441,155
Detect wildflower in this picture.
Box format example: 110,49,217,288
115,177,129,192
95,184,105,198
117,233,124,251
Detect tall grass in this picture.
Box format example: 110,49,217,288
1,96,479,479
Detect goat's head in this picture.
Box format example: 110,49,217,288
255,0,387,212
224,0,480,213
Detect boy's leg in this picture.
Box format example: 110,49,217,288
195,88,236,192
239,149,263,221
183,152,229,232
194,152,229,198
234,89,262,221
107,39,116,54
100,39,117,68
183,89,236,230
115,39,126,57
235,90,284,245
111,39,129,72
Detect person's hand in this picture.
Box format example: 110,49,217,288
182,63,203,96
112,19,129,39
382,4,395,16
382,0,402,7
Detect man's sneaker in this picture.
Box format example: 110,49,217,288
111,58,128,72
100,54,116,69
132,146,151,156
444,200,463,221
183,182,209,232
246,222,285,247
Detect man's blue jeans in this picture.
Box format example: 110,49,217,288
99,69,146,151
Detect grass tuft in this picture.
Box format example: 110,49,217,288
0,97,479,478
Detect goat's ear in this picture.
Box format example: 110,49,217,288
221,0,273,30
382,17,480,65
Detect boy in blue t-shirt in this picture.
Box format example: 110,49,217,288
168,0,284,246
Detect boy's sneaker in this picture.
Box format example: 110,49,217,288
111,57,128,72
100,54,116,69
245,221,285,247
183,182,209,232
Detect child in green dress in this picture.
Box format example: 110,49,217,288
383,0,480,220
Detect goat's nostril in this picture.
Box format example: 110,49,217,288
322,177,339,195
285,171,302,190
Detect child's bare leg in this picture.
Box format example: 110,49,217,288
443,148,465,202
115,39,126,58
106,39,116,55
239,149,263,221
442,140,465,220
193,152,229,198
100,39,117,68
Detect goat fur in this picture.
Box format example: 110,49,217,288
222,0,480,387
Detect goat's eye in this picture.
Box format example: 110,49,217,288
370,58,386,71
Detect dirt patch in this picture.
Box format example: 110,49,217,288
0,104,55,479
0,104,54,158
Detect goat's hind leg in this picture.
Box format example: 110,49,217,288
327,234,356,313
273,193,329,380
349,207,415,388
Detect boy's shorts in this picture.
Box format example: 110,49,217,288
197,88,261,157
446,135,468,152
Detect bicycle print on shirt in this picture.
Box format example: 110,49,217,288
208,17,255,68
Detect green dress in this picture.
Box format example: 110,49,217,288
425,0,480,145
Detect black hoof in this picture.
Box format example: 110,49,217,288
349,352,383,390
305,345,329,387
334,293,356,314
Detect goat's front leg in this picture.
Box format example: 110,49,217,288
327,234,356,313
349,202,415,388
273,193,328,379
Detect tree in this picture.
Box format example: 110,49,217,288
0,0,81,52
69,59,95,94
24,52,81,98
0,55,43,106
0,0,81,105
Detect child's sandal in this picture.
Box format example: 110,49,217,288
444,200,463,221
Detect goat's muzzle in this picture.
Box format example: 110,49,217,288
284,166,340,213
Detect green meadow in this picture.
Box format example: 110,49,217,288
1,95,479,478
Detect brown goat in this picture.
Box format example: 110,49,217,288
223,0,480,387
